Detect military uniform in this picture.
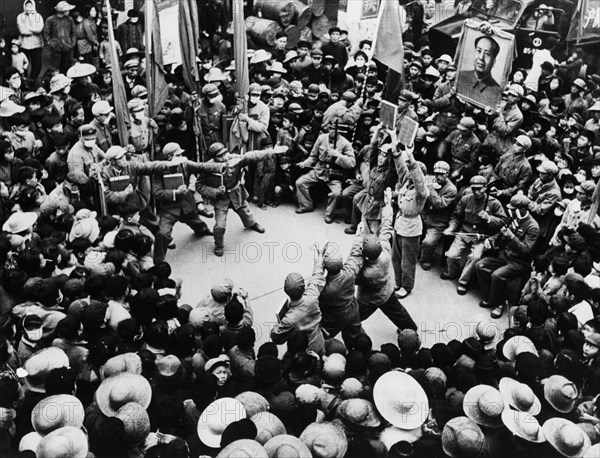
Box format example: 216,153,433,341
420,173,457,267
444,188,506,288
196,148,277,254
153,158,222,263
296,133,355,221
475,196,539,313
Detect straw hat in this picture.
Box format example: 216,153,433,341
36,426,88,458
49,74,72,94
100,353,142,380
19,431,42,453
204,67,228,82
250,49,272,64
197,398,246,448
217,439,268,458
499,377,541,415
55,1,75,12
0,100,25,117
2,211,38,234
299,421,348,458
267,61,287,74
32,395,85,435
95,373,152,417
583,444,600,458
463,385,504,428
543,418,591,457
502,335,538,361
543,375,579,413
235,392,269,418
66,62,96,79
373,371,429,430
264,434,312,458
501,409,545,443
442,416,486,458
115,402,150,445
251,412,286,444
23,347,70,394
337,399,381,429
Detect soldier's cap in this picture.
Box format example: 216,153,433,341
248,83,263,95
573,78,587,90
398,90,418,101
446,63,457,72
79,124,96,137
433,161,450,174
105,146,126,161
410,60,423,70
310,49,323,57
308,84,320,94
341,91,357,103
470,175,487,188
504,84,524,97
507,193,531,209
537,160,558,175
163,142,185,157
515,135,532,150
323,55,337,63
457,117,476,131
288,103,304,113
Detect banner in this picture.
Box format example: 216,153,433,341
145,0,169,118
179,0,201,92
568,0,600,43
373,0,404,74
105,0,130,146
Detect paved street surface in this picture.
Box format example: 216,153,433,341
168,202,508,352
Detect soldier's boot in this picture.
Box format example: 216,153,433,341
214,228,225,257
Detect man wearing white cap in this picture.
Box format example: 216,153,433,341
90,101,113,153
42,1,76,74
66,124,103,206
492,134,533,202
483,84,524,153
527,160,561,246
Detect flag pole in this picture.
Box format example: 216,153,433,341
351,2,386,142
145,0,155,160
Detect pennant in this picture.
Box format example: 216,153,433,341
105,0,130,146
145,0,169,118
373,0,405,75
179,0,201,92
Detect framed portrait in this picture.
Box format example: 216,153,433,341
455,21,515,109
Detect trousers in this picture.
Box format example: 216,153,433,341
475,256,529,307
358,293,417,331
296,170,342,219
445,236,485,286
420,226,446,265
154,211,210,263
392,234,420,292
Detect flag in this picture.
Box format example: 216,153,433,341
373,0,404,75
232,0,249,110
179,0,201,93
105,0,130,146
145,0,169,118
229,0,250,153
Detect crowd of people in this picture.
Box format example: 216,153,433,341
1,0,600,457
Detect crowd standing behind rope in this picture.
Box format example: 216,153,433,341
1,0,600,457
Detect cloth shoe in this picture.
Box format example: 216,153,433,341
249,223,265,233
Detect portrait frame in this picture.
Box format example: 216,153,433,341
455,21,515,109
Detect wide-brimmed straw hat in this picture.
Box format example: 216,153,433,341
499,377,541,415
373,371,429,430
463,385,505,428
95,373,152,417
543,418,591,457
